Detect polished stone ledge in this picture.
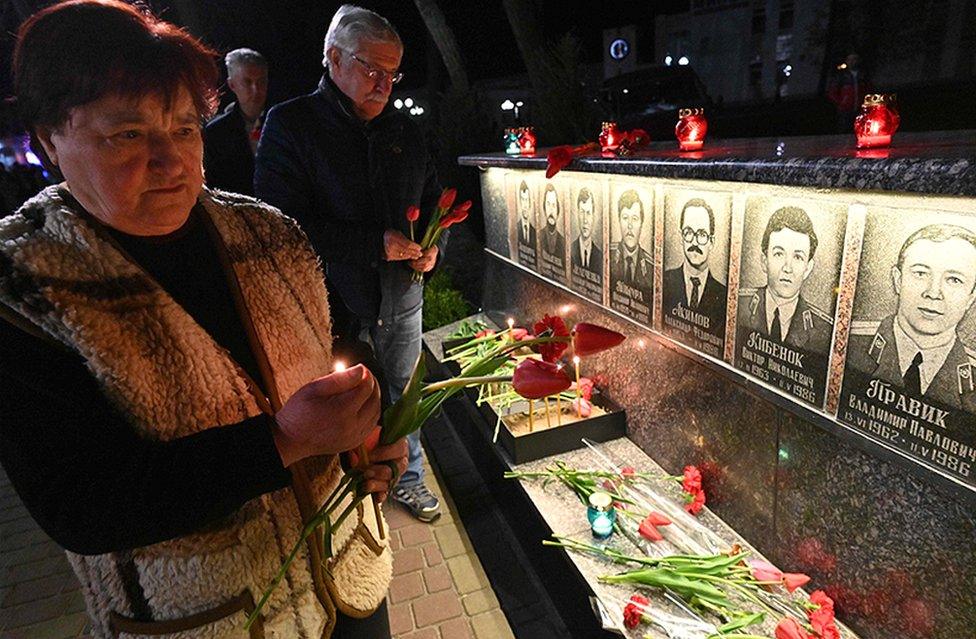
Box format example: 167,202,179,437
458,130,976,196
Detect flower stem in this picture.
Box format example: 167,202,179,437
422,375,512,394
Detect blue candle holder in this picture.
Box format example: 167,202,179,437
587,491,616,540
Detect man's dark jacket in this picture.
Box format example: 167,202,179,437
203,102,257,196
254,75,440,325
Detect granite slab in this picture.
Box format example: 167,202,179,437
459,130,976,196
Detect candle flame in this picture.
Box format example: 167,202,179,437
573,356,581,365
334,360,347,372
507,317,515,328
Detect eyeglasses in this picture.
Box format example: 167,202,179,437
682,227,712,245
346,51,403,85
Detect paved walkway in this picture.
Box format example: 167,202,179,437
0,449,515,639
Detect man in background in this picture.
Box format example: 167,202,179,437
255,5,445,523
204,48,268,195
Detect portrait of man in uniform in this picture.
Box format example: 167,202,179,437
571,187,602,271
538,181,567,282
735,203,842,407
609,189,653,308
513,177,538,269
662,197,728,348
840,219,976,486
569,184,605,303
847,224,976,407
739,206,833,351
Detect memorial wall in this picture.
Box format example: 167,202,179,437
461,137,976,639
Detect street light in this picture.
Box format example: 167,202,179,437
393,98,403,109
664,55,673,66
678,56,689,66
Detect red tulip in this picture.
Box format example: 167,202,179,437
510,327,528,340
638,515,665,541
545,145,573,179
783,572,811,593
454,199,473,213
572,322,625,357
748,559,783,583
405,205,420,223
644,511,671,527
474,329,495,338
438,187,457,209
512,358,571,399
774,617,811,639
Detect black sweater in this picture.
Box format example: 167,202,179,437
0,207,292,555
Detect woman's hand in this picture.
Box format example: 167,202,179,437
273,364,380,467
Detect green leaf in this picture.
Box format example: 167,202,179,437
381,353,427,445
717,612,765,633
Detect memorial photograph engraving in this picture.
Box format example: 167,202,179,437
537,180,569,284
661,190,732,358
508,173,538,270
840,213,976,486
569,179,606,304
608,182,653,324
734,200,846,408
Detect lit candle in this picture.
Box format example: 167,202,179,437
555,364,563,426
675,107,708,151
507,317,515,343
587,491,615,540
854,94,899,149
334,360,347,372
573,356,581,417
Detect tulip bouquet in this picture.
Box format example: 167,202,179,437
247,315,625,626
407,187,472,283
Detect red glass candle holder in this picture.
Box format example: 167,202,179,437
854,94,899,149
599,121,624,152
518,126,537,154
675,108,708,151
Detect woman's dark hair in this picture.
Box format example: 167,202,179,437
13,0,219,131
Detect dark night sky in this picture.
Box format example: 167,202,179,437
1,1,687,108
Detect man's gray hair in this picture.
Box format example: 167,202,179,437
224,48,267,75
323,4,401,67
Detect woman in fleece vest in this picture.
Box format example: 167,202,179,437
0,1,406,637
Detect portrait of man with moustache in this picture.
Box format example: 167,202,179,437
662,197,729,356
736,205,836,407
570,185,604,303
609,188,652,324
840,221,976,483
514,178,537,269
538,182,568,283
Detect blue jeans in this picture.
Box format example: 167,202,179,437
363,300,425,489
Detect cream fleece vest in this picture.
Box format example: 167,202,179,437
0,186,392,638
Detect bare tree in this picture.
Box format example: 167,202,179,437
412,0,468,92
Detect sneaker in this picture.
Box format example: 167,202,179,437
393,483,441,522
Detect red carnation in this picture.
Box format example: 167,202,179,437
685,489,706,515
532,314,570,362
682,466,702,493
574,377,594,400
622,594,650,629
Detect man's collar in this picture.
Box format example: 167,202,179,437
316,72,396,128
682,260,709,283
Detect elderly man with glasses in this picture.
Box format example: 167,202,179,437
256,4,446,523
